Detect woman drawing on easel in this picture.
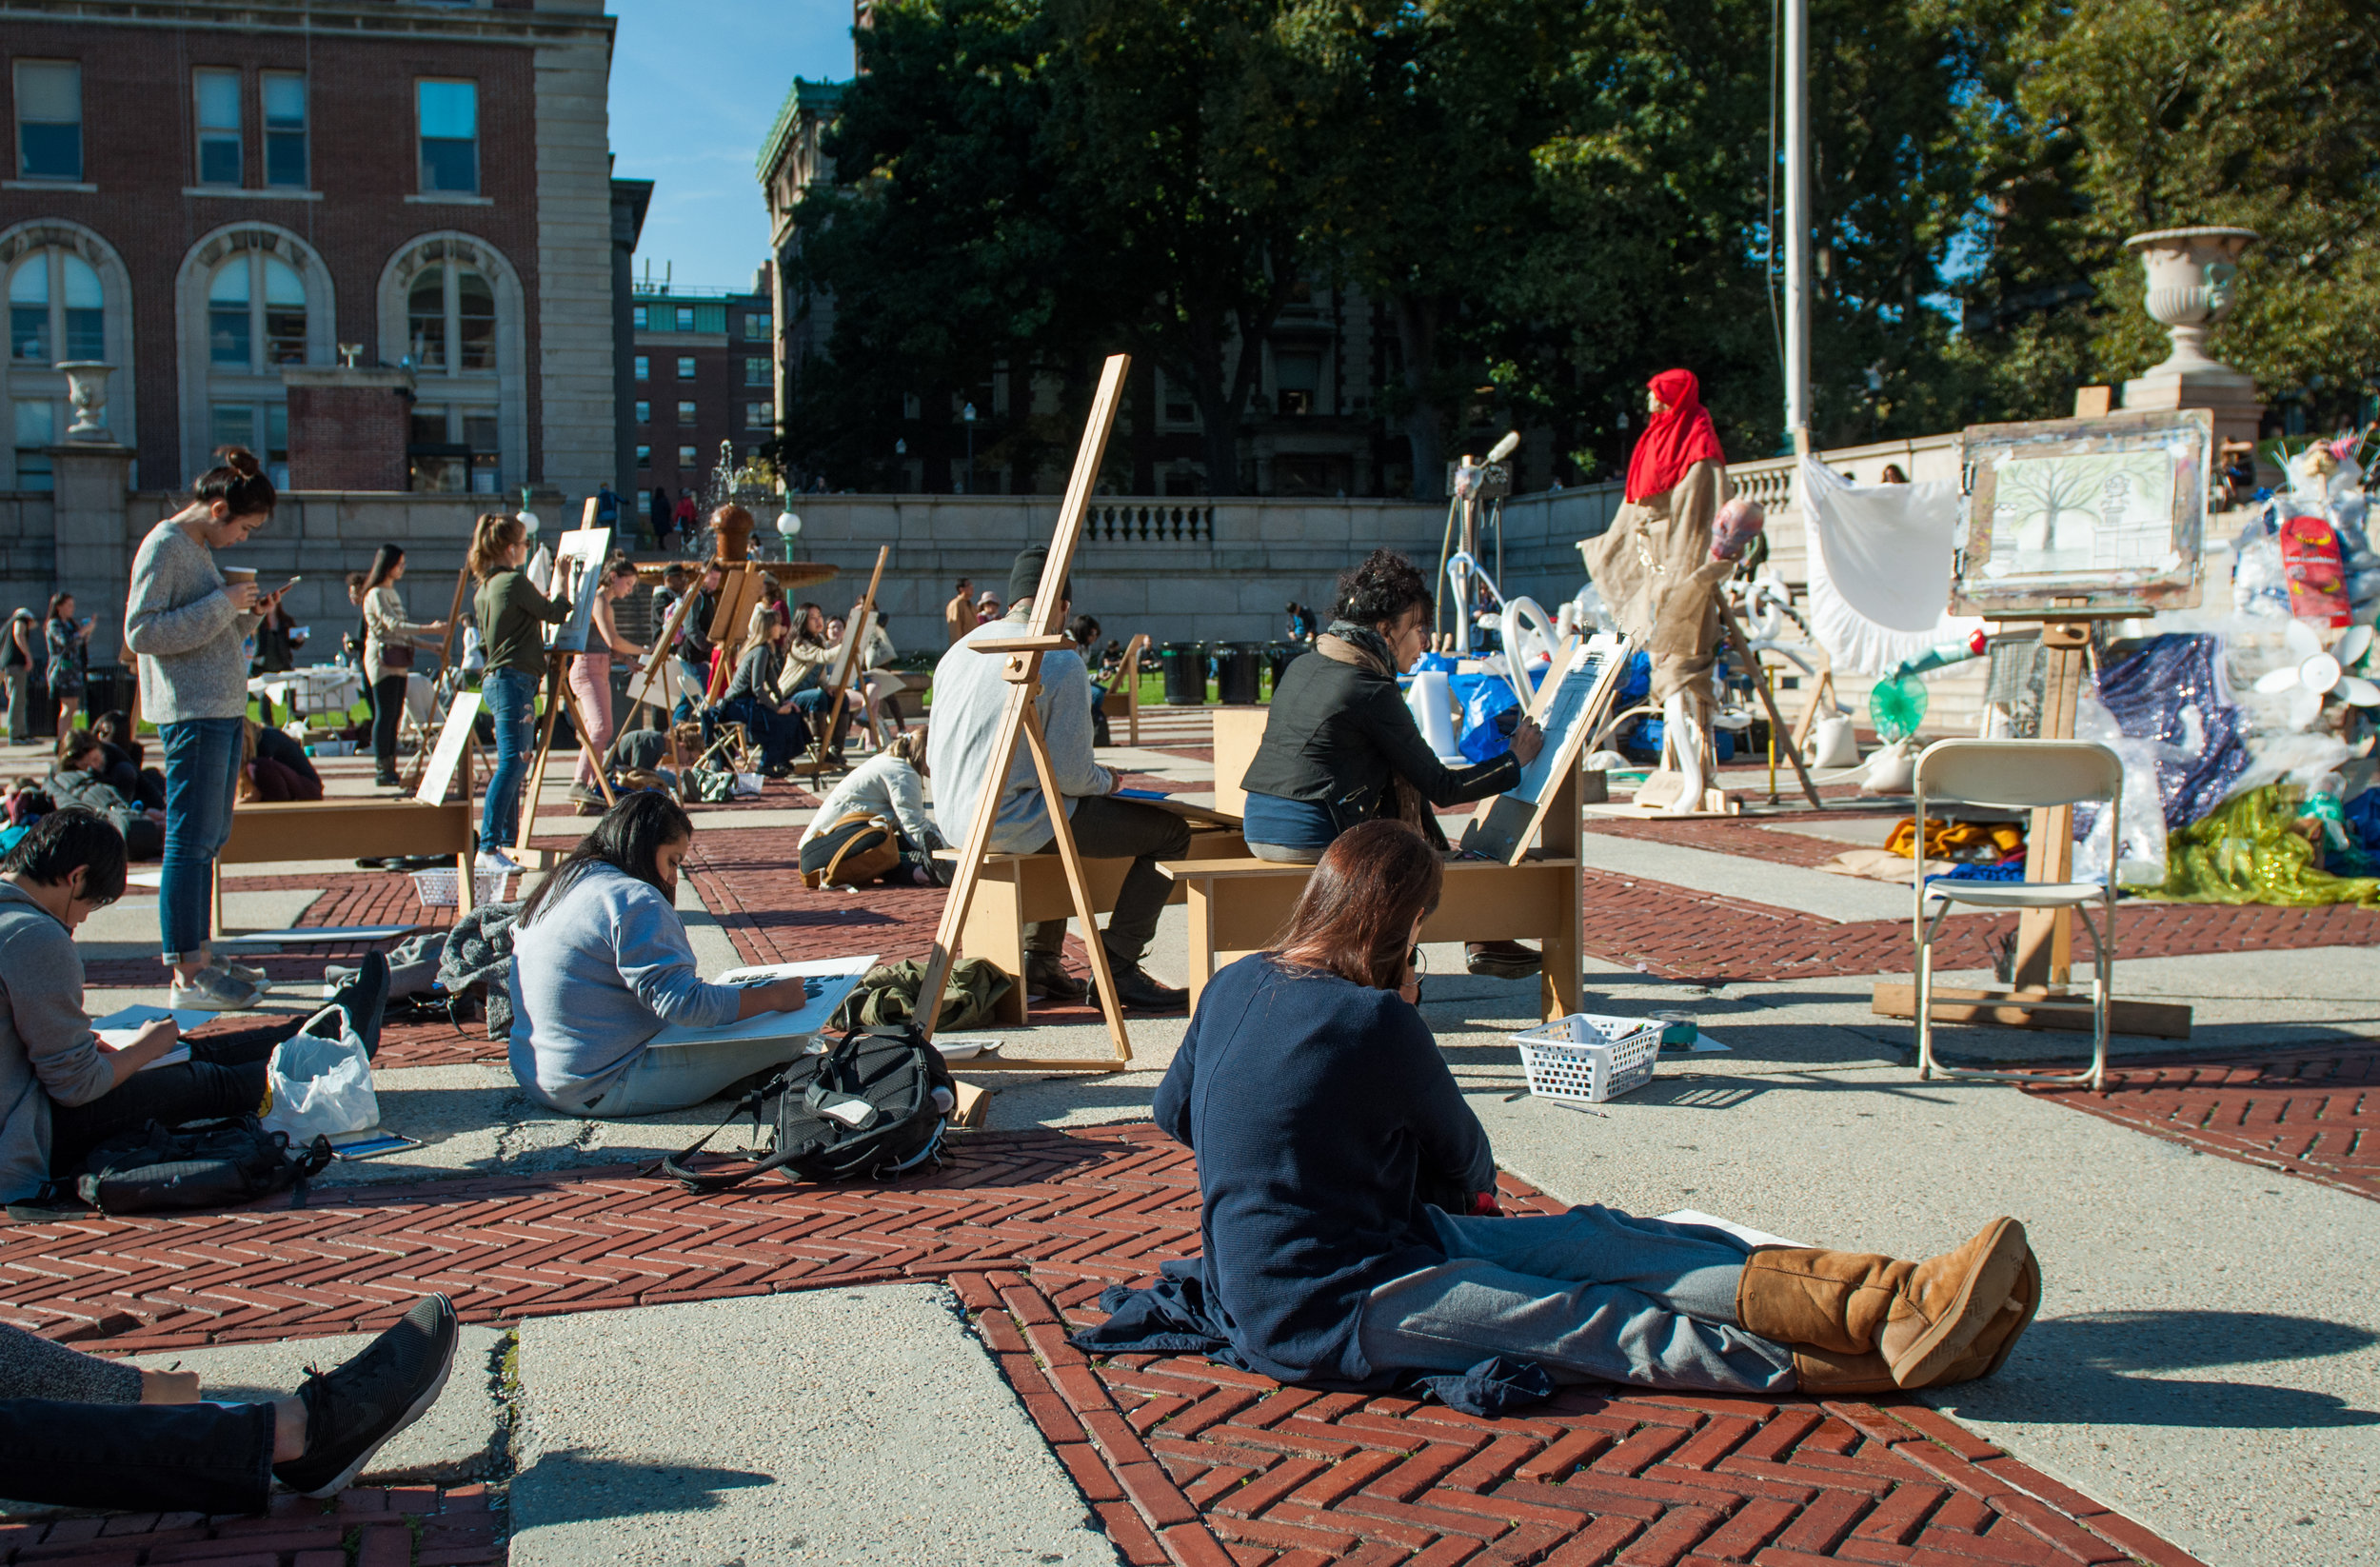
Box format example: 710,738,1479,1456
469,513,571,875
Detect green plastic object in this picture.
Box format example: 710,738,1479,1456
2143,784,2380,907
1870,674,1929,743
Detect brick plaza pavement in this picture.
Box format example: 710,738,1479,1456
0,1126,2209,1567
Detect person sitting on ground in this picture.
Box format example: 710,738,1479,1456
0,809,390,1202
506,791,819,1118
0,1296,461,1512
89,710,165,809
239,718,324,803
929,547,1191,1011
717,605,808,774
1084,820,2040,1400
800,727,944,886
1240,548,1546,979
48,731,165,860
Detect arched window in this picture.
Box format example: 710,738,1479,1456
197,248,314,485
5,240,122,488
405,263,497,373
9,249,103,365
393,250,507,491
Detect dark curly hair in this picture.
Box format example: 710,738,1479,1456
1334,549,1432,627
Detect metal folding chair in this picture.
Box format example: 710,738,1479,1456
1912,738,2125,1092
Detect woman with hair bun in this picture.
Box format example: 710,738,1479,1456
123,446,285,1013
1238,547,1545,978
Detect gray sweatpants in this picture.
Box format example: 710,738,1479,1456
1357,1205,1797,1393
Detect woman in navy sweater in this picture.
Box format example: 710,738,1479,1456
1140,821,2042,1398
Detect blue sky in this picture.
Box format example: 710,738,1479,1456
606,0,857,292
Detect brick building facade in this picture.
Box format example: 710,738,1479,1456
1,0,621,501
624,276,771,526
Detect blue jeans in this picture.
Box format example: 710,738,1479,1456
715,697,807,769
479,667,539,853
158,717,244,963
672,657,708,725
789,684,849,749
1357,1205,1796,1393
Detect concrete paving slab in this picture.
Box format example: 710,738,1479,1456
122,1326,511,1483
509,1286,1118,1567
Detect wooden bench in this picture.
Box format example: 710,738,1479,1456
1158,853,1581,1022
213,797,476,926
946,827,1246,1022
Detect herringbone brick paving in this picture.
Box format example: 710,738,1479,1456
2025,1046,2380,1200
0,1484,499,1567
0,1126,2202,1565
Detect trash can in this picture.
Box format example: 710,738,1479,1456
1215,641,1263,705
82,664,131,722
1261,641,1294,697
1159,641,1209,705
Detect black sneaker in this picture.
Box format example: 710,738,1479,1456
1107,963,1188,1012
326,950,390,1062
272,1295,460,1498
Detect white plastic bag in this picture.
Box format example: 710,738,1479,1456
260,1005,379,1141
2073,695,2169,888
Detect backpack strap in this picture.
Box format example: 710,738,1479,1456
659,1070,798,1192
811,813,891,888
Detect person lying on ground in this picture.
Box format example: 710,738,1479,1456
0,1296,459,1511
507,790,818,1118
89,710,164,809
1089,820,2039,1400
1240,547,1547,982
800,727,944,886
0,808,390,1204
48,730,164,860
928,546,1192,1012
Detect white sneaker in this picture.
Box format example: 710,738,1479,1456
214,958,269,988
170,966,266,1013
475,849,523,875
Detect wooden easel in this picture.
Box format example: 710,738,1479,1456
1116,633,1149,746
913,353,1136,1070
1871,610,2192,1040
506,502,619,861
615,565,708,776
1721,604,1825,809
805,544,890,784
400,562,475,794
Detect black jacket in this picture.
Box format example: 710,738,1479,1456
1240,650,1520,836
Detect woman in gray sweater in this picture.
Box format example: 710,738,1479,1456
122,447,287,1012
507,791,813,1117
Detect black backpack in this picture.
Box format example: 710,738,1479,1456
663,1023,956,1192
74,1117,333,1215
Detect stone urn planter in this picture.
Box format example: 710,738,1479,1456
55,361,113,441
2125,226,2258,377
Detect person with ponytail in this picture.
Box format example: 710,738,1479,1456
359,544,446,788
123,446,283,1012
468,513,569,873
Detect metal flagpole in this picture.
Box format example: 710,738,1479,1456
1782,0,1813,458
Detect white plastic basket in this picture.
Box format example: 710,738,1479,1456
1512,1013,1662,1104
411,866,511,908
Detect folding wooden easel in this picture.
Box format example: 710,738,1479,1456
507,502,620,860
1720,604,1825,809
805,544,890,784
914,353,1135,1069
1115,633,1150,746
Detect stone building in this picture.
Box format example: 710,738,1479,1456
1,0,623,501
624,274,773,518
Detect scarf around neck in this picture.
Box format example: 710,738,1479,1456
1318,621,1395,676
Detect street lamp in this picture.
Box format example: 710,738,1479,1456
962,401,978,494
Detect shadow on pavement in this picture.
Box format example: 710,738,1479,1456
1954,1311,2380,1429
514,1448,775,1521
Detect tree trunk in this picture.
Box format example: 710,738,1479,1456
1391,293,1443,499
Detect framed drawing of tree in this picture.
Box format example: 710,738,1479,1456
1952,408,2211,617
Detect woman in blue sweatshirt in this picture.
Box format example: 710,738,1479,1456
1132,821,2041,1398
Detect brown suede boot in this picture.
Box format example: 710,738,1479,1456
1735,1246,1913,1355
1877,1218,2032,1389
1795,1249,2041,1395
1736,1219,2032,1388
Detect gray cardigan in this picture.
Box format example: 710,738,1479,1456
125,519,259,724
0,882,111,1203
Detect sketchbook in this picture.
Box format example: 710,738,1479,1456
645,953,880,1049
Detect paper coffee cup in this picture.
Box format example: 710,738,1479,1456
222,567,256,585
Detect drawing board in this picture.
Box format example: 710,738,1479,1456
544,526,613,651
1459,632,1627,864
1952,408,2211,617
412,689,482,805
